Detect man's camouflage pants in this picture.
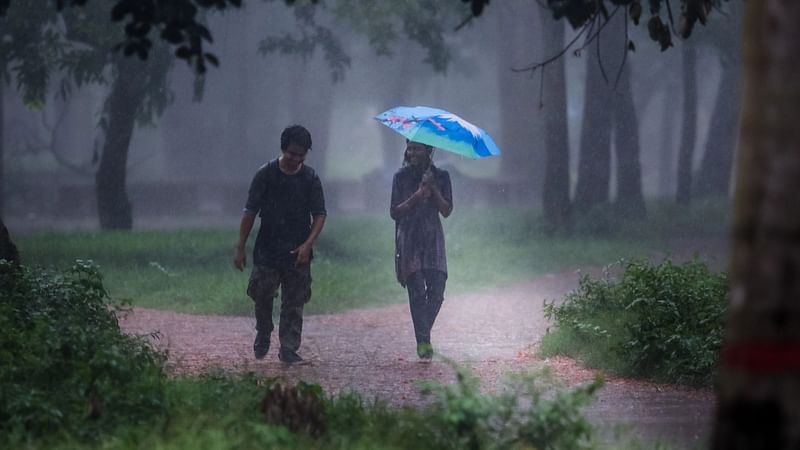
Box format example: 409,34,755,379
247,264,312,353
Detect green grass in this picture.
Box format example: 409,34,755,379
16,208,671,316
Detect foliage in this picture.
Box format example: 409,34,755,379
546,0,728,49
0,0,246,74
259,0,470,79
0,261,168,439
543,258,728,385
419,363,602,450
258,2,351,81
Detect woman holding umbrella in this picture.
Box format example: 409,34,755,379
390,139,453,360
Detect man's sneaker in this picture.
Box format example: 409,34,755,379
278,349,304,364
253,330,270,360
416,343,434,360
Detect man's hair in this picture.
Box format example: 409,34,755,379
281,125,313,151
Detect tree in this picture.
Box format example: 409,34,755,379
540,15,571,232
471,0,800,446
693,1,742,199
573,34,613,214
711,1,800,447
676,39,697,205
495,1,542,199
0,0,244,74
0,2,64,216
0,216,18,263
60,4,172,229
2,1,173,229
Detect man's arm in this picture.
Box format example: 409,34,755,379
292,214,326,266
233,212,256,271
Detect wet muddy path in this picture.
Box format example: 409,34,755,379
120,269,714,449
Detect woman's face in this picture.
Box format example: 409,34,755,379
406,142,431,168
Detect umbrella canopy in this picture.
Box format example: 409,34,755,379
374,106,501,159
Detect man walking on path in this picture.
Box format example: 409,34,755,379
234,125,326,363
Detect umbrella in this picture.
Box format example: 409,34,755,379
374,105,501,159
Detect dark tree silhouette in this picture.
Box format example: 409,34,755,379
540,15,571,232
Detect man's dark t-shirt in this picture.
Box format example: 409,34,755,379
244,159,326,269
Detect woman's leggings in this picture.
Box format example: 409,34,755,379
405,269,447,345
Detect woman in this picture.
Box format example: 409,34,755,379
390,140,453,360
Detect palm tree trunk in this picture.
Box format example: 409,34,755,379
711,1,800,448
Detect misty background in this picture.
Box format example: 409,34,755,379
1,0,741,232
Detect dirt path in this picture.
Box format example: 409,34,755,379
119,269,715,449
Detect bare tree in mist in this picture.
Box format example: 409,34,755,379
495,1,541,199
540,16,571,232
0,2,64,218
611,43,645,218
573,37,613,214
573,10,645,219
694,2,742,199
0,81,5,216
676,40,697,205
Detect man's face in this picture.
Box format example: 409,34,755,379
406,142,430,167
281,143,308,172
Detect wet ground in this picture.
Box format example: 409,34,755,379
119,267,716,449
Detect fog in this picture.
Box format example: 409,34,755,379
2,1,741,231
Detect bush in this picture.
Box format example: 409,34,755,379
0,260,168,439
543,259,728,385
417,363,602,450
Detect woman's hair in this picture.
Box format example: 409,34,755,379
402,139,434,167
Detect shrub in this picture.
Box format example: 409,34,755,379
418,362,603,450
544,259,728,385
0,260,168,439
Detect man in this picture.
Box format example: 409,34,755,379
234,125,326,363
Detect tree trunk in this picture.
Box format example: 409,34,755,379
657,83,678,197
379,47,413,172
612,58,646,219
711,1,800,448
694,52,740,198
95,56,149,230
676,40,697,205
0,216,18,264
0,81,4,217
541,16,570,232
496,1,541,198
289,56,334,178
573,33,613,214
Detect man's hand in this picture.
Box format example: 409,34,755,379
291,243,312,266
233,246,247,271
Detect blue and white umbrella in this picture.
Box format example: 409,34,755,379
374,106,501,159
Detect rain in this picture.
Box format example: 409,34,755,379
2,1,796,449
